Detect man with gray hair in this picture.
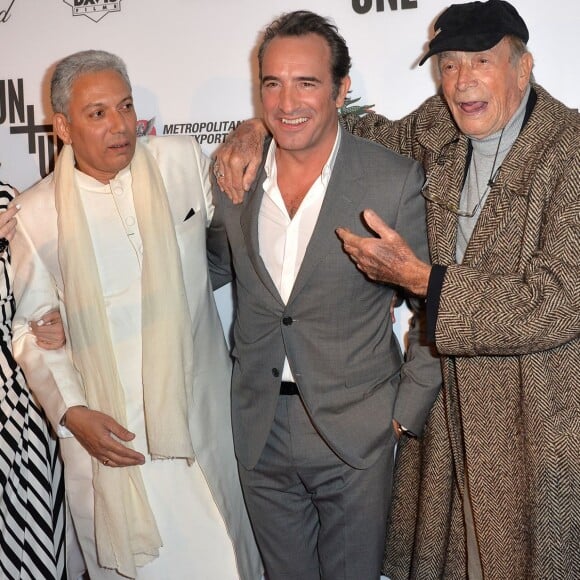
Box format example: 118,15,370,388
215,1,580,578
10,50,261,579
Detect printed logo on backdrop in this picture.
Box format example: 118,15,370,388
137,119,157,137
163,120,242,147
0,0,16,23
63,0,122,23
352,0,417,14
2,78,59,177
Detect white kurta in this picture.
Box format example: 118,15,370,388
10,136,262,580
69,168,238,578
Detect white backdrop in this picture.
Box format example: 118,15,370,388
0,0,578,336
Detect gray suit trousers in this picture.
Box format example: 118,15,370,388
239,394,396,580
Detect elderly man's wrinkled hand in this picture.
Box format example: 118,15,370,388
336,209,431,297
62,406,146,468
213,118,268,204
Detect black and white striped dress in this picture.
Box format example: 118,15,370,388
0,184,66,579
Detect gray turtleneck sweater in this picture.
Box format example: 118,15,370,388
456,84,531,262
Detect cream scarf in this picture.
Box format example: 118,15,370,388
54,142,195,578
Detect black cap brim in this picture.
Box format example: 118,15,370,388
418,1,529,67
419,31,505,66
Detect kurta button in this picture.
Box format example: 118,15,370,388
282,316,293,326
272,368,280,377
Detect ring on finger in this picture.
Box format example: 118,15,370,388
102,458,110,465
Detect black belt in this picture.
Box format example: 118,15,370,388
280,381,299,395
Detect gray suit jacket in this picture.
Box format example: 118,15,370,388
209,127,441,470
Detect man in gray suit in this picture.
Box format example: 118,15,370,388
209,11,441,580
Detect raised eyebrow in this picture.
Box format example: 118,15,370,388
261,75,321,84
296,76,321,84
81,94,133,113
118,95,134,106
81,100,106,113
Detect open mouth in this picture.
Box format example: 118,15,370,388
459,101,487,114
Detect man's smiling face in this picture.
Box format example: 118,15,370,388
438,37,532,139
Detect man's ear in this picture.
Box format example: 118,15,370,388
518,52,534,91
335,75,351,109
53,113,72,144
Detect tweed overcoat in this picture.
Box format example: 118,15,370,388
347,84,580,579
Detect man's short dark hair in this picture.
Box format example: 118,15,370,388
258,10,351,99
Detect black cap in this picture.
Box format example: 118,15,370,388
419,0,529,66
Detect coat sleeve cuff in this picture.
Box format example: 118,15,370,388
426,264,447,343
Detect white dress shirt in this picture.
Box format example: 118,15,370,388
259,126,341,382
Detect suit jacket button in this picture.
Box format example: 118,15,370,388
282,316,293,326
272,368,280,377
